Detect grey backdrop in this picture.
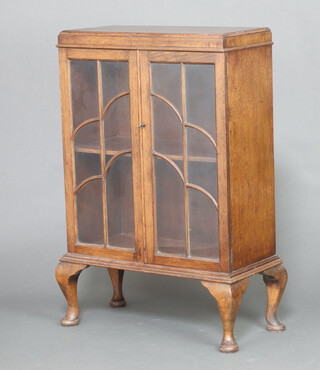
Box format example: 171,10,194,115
1,1,319,369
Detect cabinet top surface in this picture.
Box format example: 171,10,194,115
58,25,272,51
61,25,269,37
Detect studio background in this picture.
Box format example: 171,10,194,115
1,1,319,369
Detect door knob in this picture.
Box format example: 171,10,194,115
138,123,146,128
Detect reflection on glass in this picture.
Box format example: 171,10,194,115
154,156,185,256
188,189,219,259
70,60,98,128
106,155,134,249
76,180,104,245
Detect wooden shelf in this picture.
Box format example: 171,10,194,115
157,237,219,260
75,136,216,162
75,135,132,156
76,233,135,249
108,233,135,249
77,234,218,260
155,138,216,162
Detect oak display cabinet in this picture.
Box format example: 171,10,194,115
56,26,287,352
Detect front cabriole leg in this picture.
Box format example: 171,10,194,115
55,262,88,326
201,279,250,353
260,264,288,331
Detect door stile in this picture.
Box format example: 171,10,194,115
180,63,191,258
129,50,145,262
59,48,77,252
138,51,157,264
215,53,230,272
97,60,108,248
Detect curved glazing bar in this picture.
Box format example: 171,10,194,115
101,91,130,120
153,152,184,182
151,93,182,124
185,122,216,149
186,183,218,210
104,150,132,176
72,118,100,140
74,175,102,194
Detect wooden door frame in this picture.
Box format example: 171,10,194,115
59,48,144,262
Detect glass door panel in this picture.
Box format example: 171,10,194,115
154,156,186,256
185,64,216,138
101,60,134,250
70,60,99,129
70,58,135,251
150,59,219,262
76,179,104,245
101,62,129,106
188,189,219,259
106,155,135,249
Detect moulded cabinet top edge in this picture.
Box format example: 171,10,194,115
57,25,272,52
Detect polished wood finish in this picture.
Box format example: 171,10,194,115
227,46,275,270
56,26,287,352
107,268,126,307
61,253,281,283
202,279,250,352
58,26,272,52
261,265,288,331
55,263,88,325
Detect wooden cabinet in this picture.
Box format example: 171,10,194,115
55,26,287,352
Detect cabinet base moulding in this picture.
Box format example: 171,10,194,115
59,253,282,283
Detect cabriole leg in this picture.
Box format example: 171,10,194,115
55,262,88,326
107,268,126,307
260,264,288,331
201,279,250,353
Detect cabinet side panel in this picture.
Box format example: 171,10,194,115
227,46,275,270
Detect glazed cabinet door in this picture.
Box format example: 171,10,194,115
59,49,143,261
140,51,228,270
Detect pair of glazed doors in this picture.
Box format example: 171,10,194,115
63,48,227,271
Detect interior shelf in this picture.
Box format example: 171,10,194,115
155,138,216,162
75,135,131,156
108,233,135,249
157,237,219,260
76,233,135,249
75,136,216,162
